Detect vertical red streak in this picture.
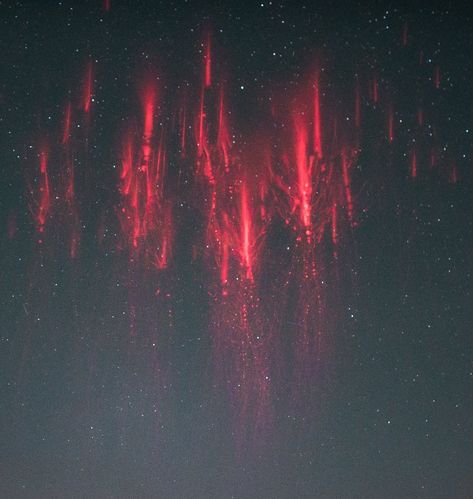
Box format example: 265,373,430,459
434,65,440,89
410,148,417,178
121,136,133,195
221,237,229,291
83,62,93,113
417,107,423,127
341,149,354,226
197,86,205,158
217,88,231,171
259,182,267,221
240,183,253,281
294,116,312,237
387,105,394,143
218,212,231,289
450,162,458,184
154,204,172,269
70,232,79,259
402,21,408,46
180,107,186,155
203,144,214,184
430,148,437,169
313,72,323,158
37,149,50,233
331,203,337,247
66,158,74,203
142,85,156,142
372,77,378,103
354,77,361,128
104,0,111,12
62,101,72,144
204,33,212,88
132,184,140,248
118,83,172,269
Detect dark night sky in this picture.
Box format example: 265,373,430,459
1,1,472,498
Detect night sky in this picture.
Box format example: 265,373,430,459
1,1,472,498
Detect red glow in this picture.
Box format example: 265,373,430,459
313,71,323,158
410,148,417,178
20,31,463,451
450,161,458,184
239,182,254,281
402,21,408,46
354,77,361,129
434,65,440,89
32,148,51,233
204,33,212,88
417,107,424,127
83,62,93,113
341,148,354,227
331,202,338,253
140,82,156,163
430,148,437,169
62,101,72,144
118,82,173,269
142,84,155,141
294,114,313,237
217,88,231,172
196,86,206,159
387,105,394,143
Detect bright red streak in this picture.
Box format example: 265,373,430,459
217,88,231,171
194,81,215,185
294,115,313,237
204,33,212,88
140,83,156,162
142,85,155,140
197,86,205,159
239,183,254,281
120,135,134,195
118,83,173,269
313,72,323,158
21,34,463,451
